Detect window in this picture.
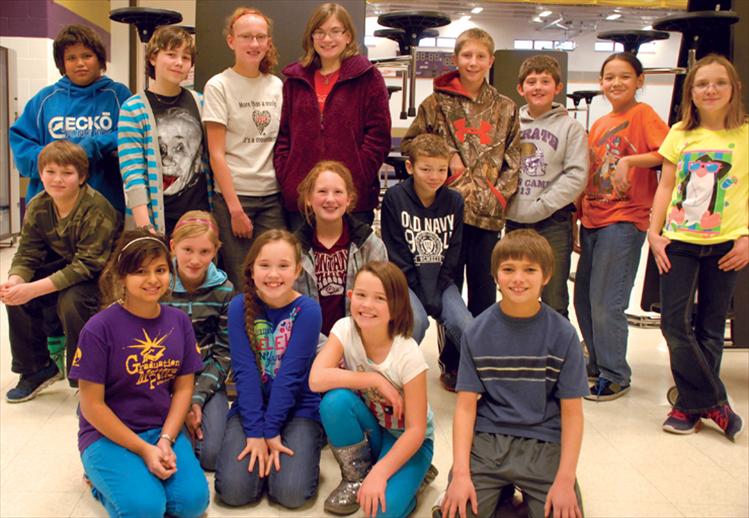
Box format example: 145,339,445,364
419,37,437,47
534,40,554,50
514,39,533,50
437,37,456,49
595,41,624,52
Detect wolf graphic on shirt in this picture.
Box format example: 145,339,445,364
667,148,737,236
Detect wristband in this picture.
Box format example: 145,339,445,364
159,433,176,445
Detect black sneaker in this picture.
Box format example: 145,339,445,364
5,363,63,403
584,377,630,402
439,371,457,393
704,403,744,441
662,408,701,434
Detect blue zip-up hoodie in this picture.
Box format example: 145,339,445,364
165,261,235,407
9,75,131,211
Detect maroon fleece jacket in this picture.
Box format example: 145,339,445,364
274,55,391,212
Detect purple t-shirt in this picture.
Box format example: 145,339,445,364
69,304,203,453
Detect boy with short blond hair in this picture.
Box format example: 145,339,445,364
436,229,587,518
381,134,472,380
0,141,121,402
505,54,588,317
401,28,520,324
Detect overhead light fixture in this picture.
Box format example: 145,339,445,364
643,24,653,30
606,13,622,20
539,10,552,18
471,7,483,14
532,16,543,23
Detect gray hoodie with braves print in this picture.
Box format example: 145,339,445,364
506,103,588,224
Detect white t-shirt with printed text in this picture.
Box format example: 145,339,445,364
202,68,281,196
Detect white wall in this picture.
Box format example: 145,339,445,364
1,36,60,115
366,16,683,129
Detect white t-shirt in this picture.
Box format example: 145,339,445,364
330,317,434,440
202,68,282,196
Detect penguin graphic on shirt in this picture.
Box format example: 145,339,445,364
668,152,736,233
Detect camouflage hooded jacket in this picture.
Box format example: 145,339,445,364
401,71,521,231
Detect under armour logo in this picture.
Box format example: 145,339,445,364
454,119,492,144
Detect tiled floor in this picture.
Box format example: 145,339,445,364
1,242,747,518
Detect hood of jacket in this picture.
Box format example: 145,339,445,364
433,70,493,100
401,176,455,211
171,261,228,294
282,55,374,87
519,102,569,124
54,75,119,99
296,213,373,251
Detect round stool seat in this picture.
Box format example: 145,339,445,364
374,28,439,55
110,7,182,43
653,10,738,37
386,85,403,99
569,90,602,105
597,30,669,54
377,11,450,51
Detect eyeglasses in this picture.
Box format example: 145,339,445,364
312,28,346,40
688,161,720,173
236,33,269,44
692,80,731,92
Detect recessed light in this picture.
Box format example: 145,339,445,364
606,13,622,20
539,10,552,17
471,7,483,14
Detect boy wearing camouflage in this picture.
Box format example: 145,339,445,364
0,140,121,402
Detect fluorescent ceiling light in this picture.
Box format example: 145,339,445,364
532,16,542,23
471,7,483,14
460,15,471,22
606,13,622,20
539,10,552,17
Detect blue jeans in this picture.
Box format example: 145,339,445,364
573,223,645,386
506,209,574,318
660,240,737,413
192,390,228,471
81,429,209,518
214,415,324,508
320,389,434,518
410,285,474,372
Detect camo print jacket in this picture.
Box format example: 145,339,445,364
401,71,521,232
9,185,121,290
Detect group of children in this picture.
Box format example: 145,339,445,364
1,4,747,518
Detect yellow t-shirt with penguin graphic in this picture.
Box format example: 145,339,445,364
659,122,748,245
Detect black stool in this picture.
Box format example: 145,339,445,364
597,30,669,55
567,90,601,131
653,10,738,67
374,27,439,56
110,7,183,87
377,11,451,117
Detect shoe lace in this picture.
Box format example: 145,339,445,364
668,408,691,421
705,406,729,431
592,377,608,395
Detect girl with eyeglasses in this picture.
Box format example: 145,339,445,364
203,7,285,289
275,2,391,231
648,54,748,440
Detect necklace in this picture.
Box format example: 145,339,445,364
150,90,181,105
318,70,338,85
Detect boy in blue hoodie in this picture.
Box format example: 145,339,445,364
10,24,131,212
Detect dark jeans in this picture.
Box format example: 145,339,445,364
505,209,574,318
7,265,100,376
660,240,737,413
213,192,286,289
214,415,324,509
285,209,375,233
191,390,229,472
455,224,500,317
